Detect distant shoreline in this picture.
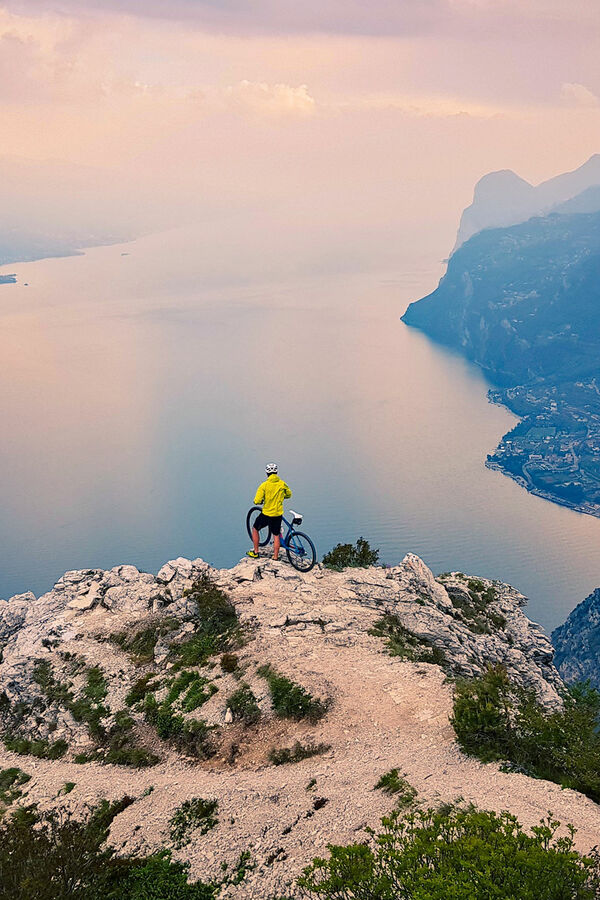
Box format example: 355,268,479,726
401,326,600,520
0,235,136,277
485,458,600,519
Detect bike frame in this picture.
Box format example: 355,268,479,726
266,515,294,547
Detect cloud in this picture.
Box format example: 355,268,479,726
334,91,508,119
222,80,315,116
560,82,599,109
5,0,599,38
0,1,448,36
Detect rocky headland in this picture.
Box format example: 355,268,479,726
1,553,599,898
403,209,600,516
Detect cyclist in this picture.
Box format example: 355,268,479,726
247,463,292,561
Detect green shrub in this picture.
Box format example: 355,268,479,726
257,665,328,722
322,537,379,571
111,618,180,665
169,798,218,849
369,615,449,669
121,850,218,899
467,579,486,593
125,674,160,707
269,741,330,766
451,666,600,803
69,697,109,741
220,653,239,673
168,576,240,670
0,802,218,899
445,581,506,634
102,710,160,768
164,671,217,712
142,695,214,760
0,768,31,806
31,657,156,768
298,805,600,899
184,573,238,629
32,659,74,708
374,769,417,809
74,751,102,764
170,633,216,668
182,679,218,712
32,660,110,741
226,684,261,725
84,667,108,704
3,735,68,760
165,670,198,704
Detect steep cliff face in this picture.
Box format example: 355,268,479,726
1,552,587,898
403,211,600,387
552,587,600,687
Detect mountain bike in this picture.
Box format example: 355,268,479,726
246,507,317,572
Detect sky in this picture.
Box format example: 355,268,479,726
1,0,599,272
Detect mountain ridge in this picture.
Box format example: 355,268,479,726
454,154,600,249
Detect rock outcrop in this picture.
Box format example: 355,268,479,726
0,552,587,899
552,586,600,687
0,553,561,722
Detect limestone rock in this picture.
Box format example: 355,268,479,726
552,587,600,687
67,582,103,612
0,592,32,642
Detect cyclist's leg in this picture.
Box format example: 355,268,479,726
271,515,283,560
252,527,259,554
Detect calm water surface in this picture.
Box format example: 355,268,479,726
2,228,599,631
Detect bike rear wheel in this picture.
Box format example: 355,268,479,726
246,507,271,547
285,531,316,572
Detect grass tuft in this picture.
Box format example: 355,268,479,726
257,665,328,722
169,798,219,849
269,741,330,766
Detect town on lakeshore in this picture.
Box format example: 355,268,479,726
487,378,600,516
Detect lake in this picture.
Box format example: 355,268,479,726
2,227,599,632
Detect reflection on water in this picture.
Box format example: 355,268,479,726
1,228,599,631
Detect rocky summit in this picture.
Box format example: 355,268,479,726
1,553,598,898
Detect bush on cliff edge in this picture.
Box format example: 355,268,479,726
451,665,600,803
298,806,600,900
0,800,218,899
322,538,379,571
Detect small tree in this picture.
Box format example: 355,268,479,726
322,538,379,571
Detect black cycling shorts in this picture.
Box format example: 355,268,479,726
253,512,282,536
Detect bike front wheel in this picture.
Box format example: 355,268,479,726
285,531,316,572
246,507,271,547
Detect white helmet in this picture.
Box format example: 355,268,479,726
265,462,278,474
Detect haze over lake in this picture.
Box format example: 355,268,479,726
2,228,600,631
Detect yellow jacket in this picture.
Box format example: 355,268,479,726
254,474,292,516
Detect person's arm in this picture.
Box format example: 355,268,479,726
284,482,292,499
254,482,266,505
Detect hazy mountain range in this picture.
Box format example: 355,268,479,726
403,155,600,516
0,157,145,269
404,211,600,385
454,154,600,249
